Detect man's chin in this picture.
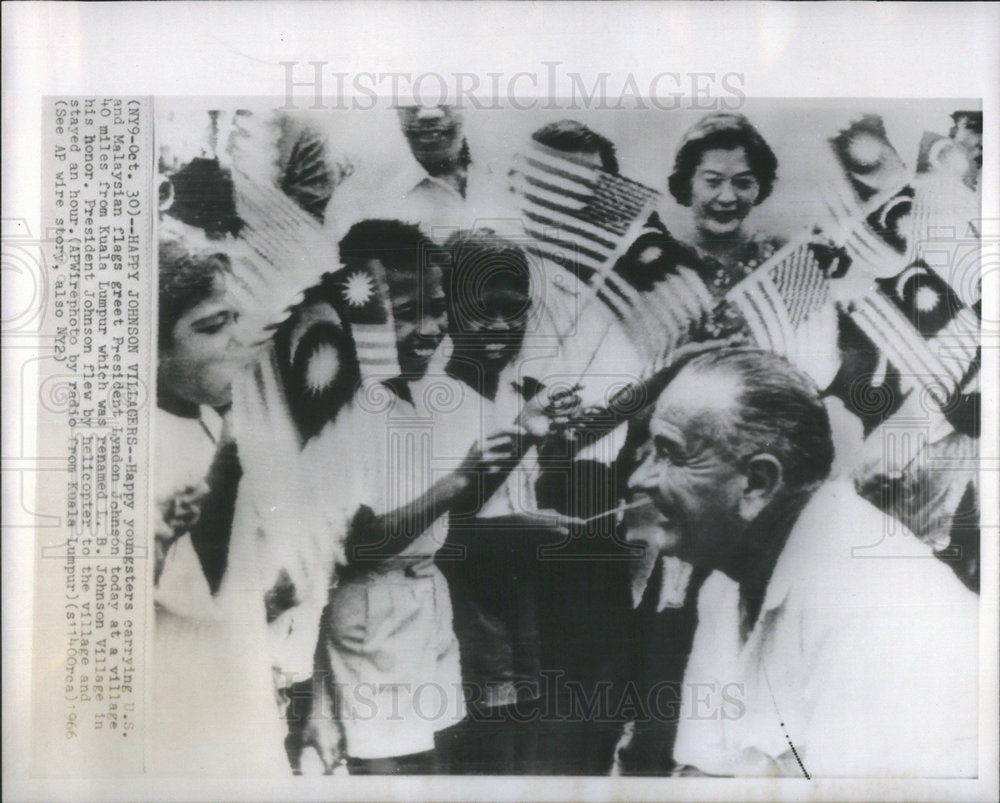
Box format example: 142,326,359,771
624,518,684,558
656,527,697,563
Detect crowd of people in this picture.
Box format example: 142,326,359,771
151,104,982,778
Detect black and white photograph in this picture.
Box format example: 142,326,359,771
2,3,997,802
150,97,982,778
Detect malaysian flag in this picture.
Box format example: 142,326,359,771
830,115,908,205
275,260,399,441
724,239,842,358
818,174,914,283
824,113,977,296
328,261,399,375
817,115,918,281
864,185,915,254
850,261,979,408
610,221,717,359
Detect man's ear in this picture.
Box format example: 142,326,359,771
738,454,784,523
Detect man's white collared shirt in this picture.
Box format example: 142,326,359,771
674,481,978,778
325,151,513,245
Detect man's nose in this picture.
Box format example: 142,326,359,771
628,453,659,494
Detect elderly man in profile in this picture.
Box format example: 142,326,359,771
627,348,978,778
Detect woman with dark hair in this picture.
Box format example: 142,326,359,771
157,239,247,414
668,112,783,289
156,235,250,592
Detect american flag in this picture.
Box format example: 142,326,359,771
725,240,839,357
511,141,663,313
511,141,713,361
512,140,660,275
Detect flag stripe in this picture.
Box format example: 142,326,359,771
853,294,959,389
522,221,613,266
513,171,594,206
731,277,794,354
523,144,602,185
522,154,598,192
653,269,712,331
725,240,829,354
522,206,619,252
857,294,945,377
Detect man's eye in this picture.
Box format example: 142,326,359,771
655,443,684,465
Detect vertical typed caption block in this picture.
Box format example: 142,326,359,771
31,98,153,777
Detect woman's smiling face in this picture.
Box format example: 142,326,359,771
689,146,761,241
158,274,250,407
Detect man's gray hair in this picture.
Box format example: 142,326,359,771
683,348,834,486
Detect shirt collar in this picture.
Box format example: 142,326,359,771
394,151,476,200
759,481,842,614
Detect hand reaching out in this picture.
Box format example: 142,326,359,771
160,480,211,534
154,480,210,584
516,383,583,439
460,430,527,476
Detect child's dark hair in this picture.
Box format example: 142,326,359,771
158,238,231,350
531,119,620,175
337,218,429,276
442,228,531,333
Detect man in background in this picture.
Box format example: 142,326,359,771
325,104,510,243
